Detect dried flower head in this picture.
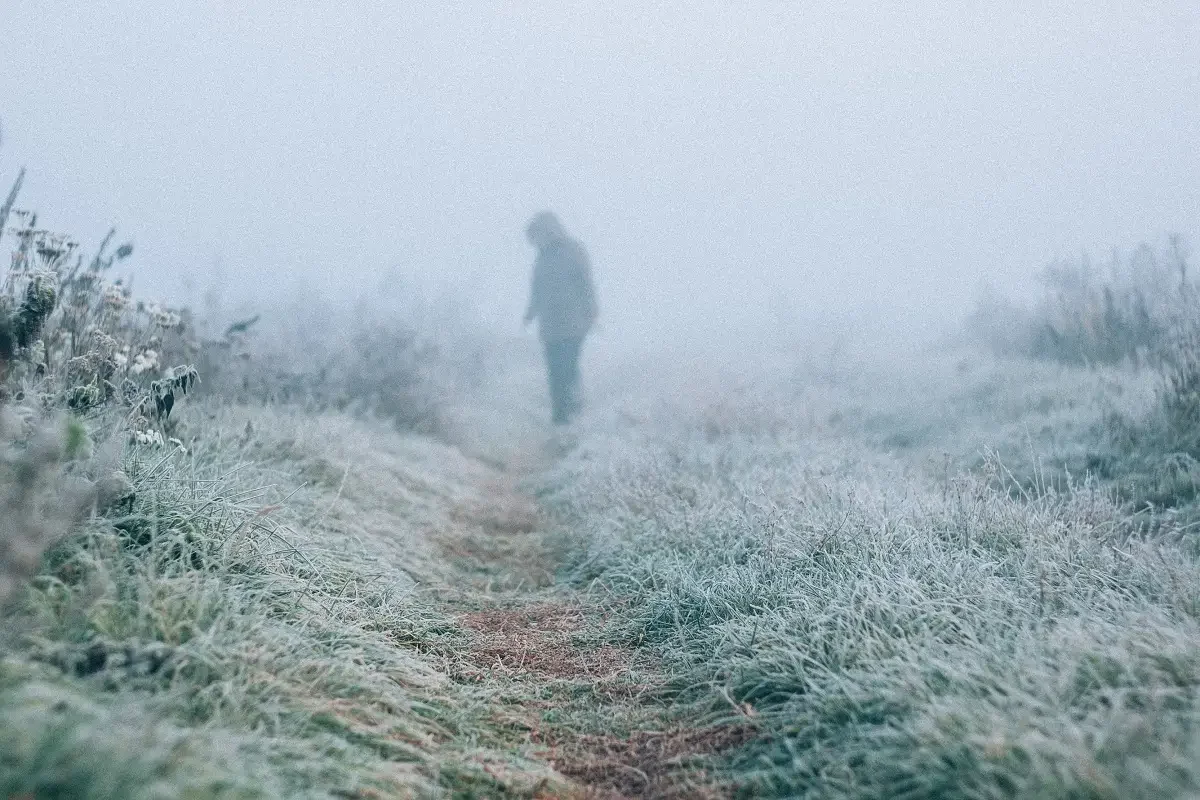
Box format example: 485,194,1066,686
102,282,128,310
131,428,164,447
130,349,159,376
152,308,182,329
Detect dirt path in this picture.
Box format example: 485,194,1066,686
434,452,753,799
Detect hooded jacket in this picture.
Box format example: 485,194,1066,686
525,236,598,340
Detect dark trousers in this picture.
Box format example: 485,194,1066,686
543,336,584,425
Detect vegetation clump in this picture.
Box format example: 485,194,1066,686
969,236,1193,366
0,160,552,798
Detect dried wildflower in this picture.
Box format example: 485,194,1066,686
14,269,58,348
67,382,104,411
130,349,159,375
131,428,164,447
102,282,128,310
151,307,181,329
113,351,128,369
66,355,92,379
167,436,187,454
119,378,141,406
88,330,118,358
147,365,198,420
34,232,72,264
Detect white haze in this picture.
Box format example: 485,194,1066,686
2,1,1198,352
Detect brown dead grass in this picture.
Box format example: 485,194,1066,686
440,456,754,799
540,725,758,800
454,601,755,798
457,603,634,683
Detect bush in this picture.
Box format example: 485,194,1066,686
197,284,488,438
969,237,1193,366
0,201,200,444
0,163,204,617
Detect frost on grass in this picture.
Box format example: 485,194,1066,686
3,403,555,797
544,360,1200,799
7,146,1200,799
0,409,94,610
0,167,545,797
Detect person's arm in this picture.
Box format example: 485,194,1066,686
523,260,542,325
579,248,598,325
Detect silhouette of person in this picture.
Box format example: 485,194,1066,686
522,212,598,425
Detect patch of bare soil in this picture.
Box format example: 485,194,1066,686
457,603,635,684
453,602,756,799
444,457,755,798
541,725,758,800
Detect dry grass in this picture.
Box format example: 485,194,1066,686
459,604,632,681
1,401,571,798
543,725,758,800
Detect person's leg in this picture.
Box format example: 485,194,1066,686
543,339,570,425
564,336,584,418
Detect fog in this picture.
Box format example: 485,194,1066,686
3,1,1199,351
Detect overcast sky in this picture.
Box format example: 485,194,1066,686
2,1,1198,343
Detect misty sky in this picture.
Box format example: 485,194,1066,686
3,1,1198,344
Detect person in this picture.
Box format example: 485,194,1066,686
522,211,598,425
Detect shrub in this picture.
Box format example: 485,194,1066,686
0,185,201,447
969,237,1193,366
342,319,445,434
197,284,487,438
0,162,206,616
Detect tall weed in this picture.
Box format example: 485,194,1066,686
969,237,1192,366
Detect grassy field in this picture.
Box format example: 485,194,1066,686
544,351,1200,798
11,340,1198,798
5,166,1200,797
